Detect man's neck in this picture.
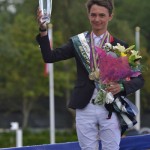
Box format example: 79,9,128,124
92,29,107,36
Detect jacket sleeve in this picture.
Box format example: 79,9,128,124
122,75,144,96
36,34,75,63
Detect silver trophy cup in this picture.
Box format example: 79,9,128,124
39,0,52,23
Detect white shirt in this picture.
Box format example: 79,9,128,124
90,33,105,101
93,33,104,46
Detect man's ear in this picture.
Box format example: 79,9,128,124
109,13,113,21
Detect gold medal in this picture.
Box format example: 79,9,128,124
89,72,95,80
89,68,100,80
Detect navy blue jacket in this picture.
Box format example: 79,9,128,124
36,32,144,109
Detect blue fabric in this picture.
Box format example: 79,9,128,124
113,96,138,135
1,134,150,150
120,134,150,150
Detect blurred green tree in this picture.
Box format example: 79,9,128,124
0,0,149,129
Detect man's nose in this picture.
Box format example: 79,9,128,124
95,15,100,21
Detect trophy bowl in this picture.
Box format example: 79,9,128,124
39,0,52,23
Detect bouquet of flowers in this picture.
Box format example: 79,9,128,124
96,43,142,84
94,43,142,129
93,43,142,105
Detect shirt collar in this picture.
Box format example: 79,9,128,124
93,33,105,40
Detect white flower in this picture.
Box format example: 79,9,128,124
103,43,113,52
105,92,114,104
113,43,126,53
131,50,142,60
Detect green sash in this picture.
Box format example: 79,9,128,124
71,31,91,73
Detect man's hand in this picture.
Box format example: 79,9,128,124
105,82,122,95
37,8,47,36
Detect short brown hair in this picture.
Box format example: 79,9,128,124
86,0,114,16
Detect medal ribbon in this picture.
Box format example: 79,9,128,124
90,31,111,72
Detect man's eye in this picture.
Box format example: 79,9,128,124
99,14,105,17
90,14,96,17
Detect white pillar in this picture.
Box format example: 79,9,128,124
135,26,141,131
48,24,55,144
10,122,23,147
16,129,23,147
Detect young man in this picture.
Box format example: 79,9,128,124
36,0,144,149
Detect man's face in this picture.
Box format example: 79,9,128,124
88,4,113,35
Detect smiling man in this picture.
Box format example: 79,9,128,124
36,0,144,149
88,2,113,35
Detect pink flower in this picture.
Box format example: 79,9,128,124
96,47,141,84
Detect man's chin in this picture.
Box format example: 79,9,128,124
93,28,102,32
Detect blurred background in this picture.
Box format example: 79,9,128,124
0,0,150,148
